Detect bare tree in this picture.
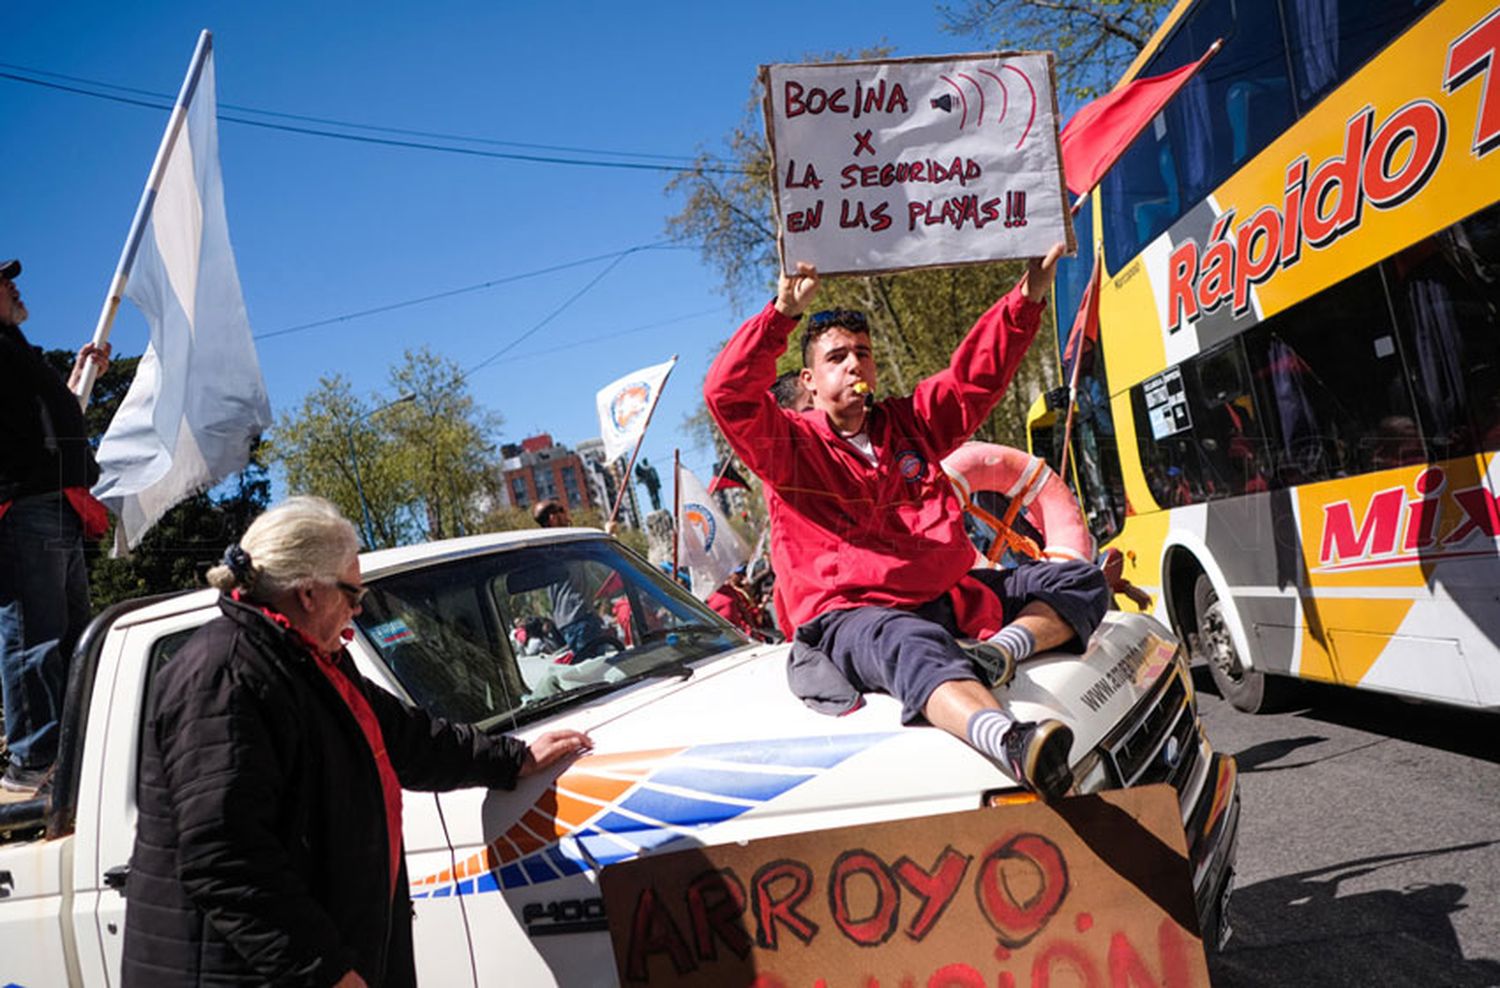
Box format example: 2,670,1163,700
939,0,1171,97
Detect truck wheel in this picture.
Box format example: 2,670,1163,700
1193,574,1283,713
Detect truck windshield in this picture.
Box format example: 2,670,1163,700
354,537,746,728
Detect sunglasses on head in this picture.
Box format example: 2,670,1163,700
807,309,869,332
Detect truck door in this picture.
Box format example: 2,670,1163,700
81,611,207,985
0,821,76,987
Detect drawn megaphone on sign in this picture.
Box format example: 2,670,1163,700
931,65,1036,149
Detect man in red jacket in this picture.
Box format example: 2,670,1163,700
704,247,1108,799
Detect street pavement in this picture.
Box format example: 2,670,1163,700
1197,667,1500,986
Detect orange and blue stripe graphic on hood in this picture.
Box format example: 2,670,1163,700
412,733,895,897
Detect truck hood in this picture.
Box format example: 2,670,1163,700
437,611,1186,886
573,610,1180,770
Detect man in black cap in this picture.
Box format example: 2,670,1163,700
0,258,112,794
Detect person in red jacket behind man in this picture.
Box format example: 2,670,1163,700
704,247,1108,800
707,565,767,637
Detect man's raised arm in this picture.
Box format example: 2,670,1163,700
704,263,820,484
910,244,1066,456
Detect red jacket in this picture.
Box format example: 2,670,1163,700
705,286,1044,636
707,582,764,635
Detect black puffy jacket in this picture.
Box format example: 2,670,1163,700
122,595,527,987
0,321,100,502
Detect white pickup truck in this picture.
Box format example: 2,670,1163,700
0,528,1239,987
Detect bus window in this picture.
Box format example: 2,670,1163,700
1383,202,1500,461
1131,340,1269,509
1102,0,1297,269
1244,268,1424,482
1284,0,1440,112
1069,357,1127,542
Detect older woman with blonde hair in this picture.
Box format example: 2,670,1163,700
121,496,590,988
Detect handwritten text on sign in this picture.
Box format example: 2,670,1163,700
600,785,1209,987
762,53,1074,276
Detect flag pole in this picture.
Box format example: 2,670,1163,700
671,449,682,580
75,29,214,410
1056,249,1101,484
1057,334,1087,483
709,453,736,492
607,354,677,525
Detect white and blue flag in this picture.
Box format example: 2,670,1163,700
595,357,676,463
93,39,271,549
676,465,748,599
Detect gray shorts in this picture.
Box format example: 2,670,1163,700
788,560,1110,724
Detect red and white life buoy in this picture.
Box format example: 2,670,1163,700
942,442,1095,566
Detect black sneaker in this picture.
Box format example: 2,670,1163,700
958,639,1015,688
1,763,51,795
1001,720,1074,800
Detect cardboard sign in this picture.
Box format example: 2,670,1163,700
762,53,1076,277
600,785,1208,987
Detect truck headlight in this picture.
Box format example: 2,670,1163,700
1071,750,1115,794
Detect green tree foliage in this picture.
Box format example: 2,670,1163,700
43,349,272,608
269,347,503,547
87,442,272,609
667,66,1059,458
938,0,1172,98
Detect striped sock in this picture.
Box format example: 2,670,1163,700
966,708,1015,763
988,624,1036,662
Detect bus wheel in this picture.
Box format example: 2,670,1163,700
1193,574,1277,713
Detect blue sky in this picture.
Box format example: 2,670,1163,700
3,1,985,502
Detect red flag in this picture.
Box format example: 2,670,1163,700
1057,248,1102,483
708,460,751,494
1061,248,1102,385
1060,39,1222,198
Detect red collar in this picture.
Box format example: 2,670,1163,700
231,589,336,661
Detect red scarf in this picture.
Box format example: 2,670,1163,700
236,592,404,898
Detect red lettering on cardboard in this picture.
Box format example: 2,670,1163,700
686,868,752,962
1106,920,1196,988
1030,940,1102,988
751,859,820,949
829,849,901,946
625,886,698,981
894,847,972,942
976,833,1070,948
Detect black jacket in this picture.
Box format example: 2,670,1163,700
121,596,528,987
0,321,100,502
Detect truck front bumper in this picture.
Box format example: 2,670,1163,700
1187,751,1239,949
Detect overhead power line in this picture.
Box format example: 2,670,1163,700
0,60,703,164
462,247,646,381
0,65,747,175
255,241,690,341
502,305,730,363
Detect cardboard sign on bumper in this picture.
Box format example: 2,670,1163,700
601,784,1209,986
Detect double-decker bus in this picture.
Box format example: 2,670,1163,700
1036,0,1500,712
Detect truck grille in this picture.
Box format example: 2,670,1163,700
1107,668,1198,794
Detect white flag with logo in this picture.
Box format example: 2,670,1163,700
676,465,748,599
93,42,272,549
595,357,675,463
